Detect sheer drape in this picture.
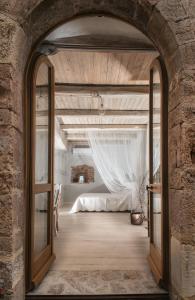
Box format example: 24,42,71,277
87,130,146,210
153,127,160,176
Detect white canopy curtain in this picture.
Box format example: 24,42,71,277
153,126,161,176
87,129,146,211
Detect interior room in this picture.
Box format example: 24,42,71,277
27,15,166,297
2,1,195,300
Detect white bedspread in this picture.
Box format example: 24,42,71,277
70,192,132,213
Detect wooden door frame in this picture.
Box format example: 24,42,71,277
24,49,169,297
148,57,169,290
25,53,55,292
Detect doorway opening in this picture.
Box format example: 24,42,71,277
25,15,169,298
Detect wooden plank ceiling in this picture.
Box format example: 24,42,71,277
37,49,158,143
49,50,157,85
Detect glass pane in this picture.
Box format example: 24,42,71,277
152,193,161,253
152,67,161,184
34,193,49,256
35,62,50,184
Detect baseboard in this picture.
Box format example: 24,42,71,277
26,293,169,300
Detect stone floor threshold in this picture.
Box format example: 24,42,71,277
26,293,169,300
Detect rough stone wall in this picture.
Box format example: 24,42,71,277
71,165,94,183
0,1,194,299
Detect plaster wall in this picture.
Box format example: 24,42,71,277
55,118,108,204
63,148,108,204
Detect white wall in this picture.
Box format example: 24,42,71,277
35,118,108,205
62,147,108,204
54,119,108,205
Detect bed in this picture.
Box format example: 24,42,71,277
70,191,132,213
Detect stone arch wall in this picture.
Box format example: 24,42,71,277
0,1,194,299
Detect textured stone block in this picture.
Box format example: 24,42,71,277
0,69,23,115
10,277,25,300
169,124,181,170
0,126,24,174
169,72,184,110
0,170,23,195
169,69,195,111
0,13,28,73
170,189,195,245
169,123,195,171
0,0,41,25
156,0,190,22
181,191,195,245
0,64,14,93
169,189,182,238
169,167,190,190
0,236,12,256
13,228,23,253
179,42,195,67
182,244,195,297
0,15,17,62
171,236,182,296
0,251,24,296
169,97,195,128
0,259,13,290
171,238,195,298
146,8,167,49
0,193,13,237
132,0,153,31
182,167,195,189
12,250,24,289
181,69,195,96
12,189,24,253
0,109,20,129
180,124,195,168
158,21,179,61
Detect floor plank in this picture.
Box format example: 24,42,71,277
29,206,166,295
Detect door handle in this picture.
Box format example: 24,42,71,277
146,185,153,191
146,185,150,191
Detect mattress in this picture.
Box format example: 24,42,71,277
70,192,132,213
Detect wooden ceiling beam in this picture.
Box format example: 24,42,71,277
69,141,90,147
37,109,151,117
67,131,148,141
57,109,150,116
60,124,147,129
54,83,149,95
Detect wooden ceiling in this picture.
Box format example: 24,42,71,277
49,50,157,85
55,94,149,110
35,48,159,144
35,16,160,145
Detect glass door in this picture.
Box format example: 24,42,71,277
30,55,55,288
148,57,169,289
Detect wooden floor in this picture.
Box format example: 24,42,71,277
52,207,149,272
29,205,166,295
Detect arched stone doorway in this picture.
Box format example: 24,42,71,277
26,13,169,296
0,1,194,300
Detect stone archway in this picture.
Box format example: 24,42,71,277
0,1,194,299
